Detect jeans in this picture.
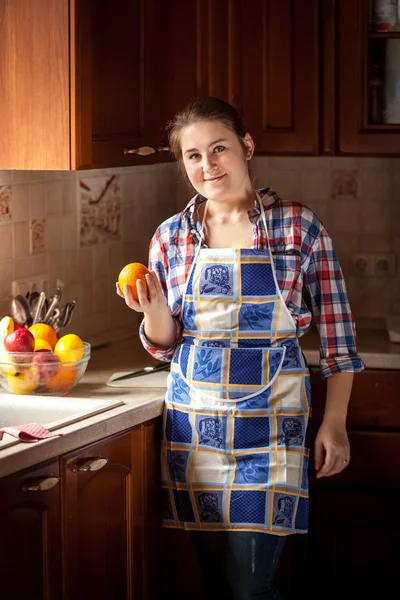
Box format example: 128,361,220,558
190,531,287,600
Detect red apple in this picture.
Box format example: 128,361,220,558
4,329,35,353
31,351,60,383
13,324,25,331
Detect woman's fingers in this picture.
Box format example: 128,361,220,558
136,279,150,307
146,272,163,300
116,271,165,313
116,282,124,298
316,447,350,479
115,282,143,311
316,445,336,479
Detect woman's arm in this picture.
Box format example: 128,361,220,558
314,371,353,478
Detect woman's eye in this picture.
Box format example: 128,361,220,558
214,145,225,153
189,153,200,160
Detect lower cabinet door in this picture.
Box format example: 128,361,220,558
0,459,62,600
61,431,136,600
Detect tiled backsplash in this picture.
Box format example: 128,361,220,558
0,157,399,346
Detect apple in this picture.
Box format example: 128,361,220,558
14,324,25,331
4,328,35,353
31,351,60,384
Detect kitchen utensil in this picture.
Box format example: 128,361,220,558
31,292,46,325
62,300,76,328
10,295,32,327
110,363,170,383
47,308,61,328
29,290,40,308
43,293,60,324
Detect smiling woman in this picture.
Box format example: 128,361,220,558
117,96,365,599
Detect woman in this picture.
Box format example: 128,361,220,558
117,97,365,599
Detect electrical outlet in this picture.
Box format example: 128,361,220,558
12,274,48,297
351,253,374,277
372,253,396,278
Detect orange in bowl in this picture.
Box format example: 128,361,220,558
46,365,77,393
34,338,53,352
118,262,149,302
28,323,58,350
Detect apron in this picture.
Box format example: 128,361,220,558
161,197,311,535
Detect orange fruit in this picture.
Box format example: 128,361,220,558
118,262,149,302
46,365,77,393
28,323,58,350
34,338,53,352
54,334,84,363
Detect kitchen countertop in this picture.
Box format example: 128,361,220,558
0,327,399,479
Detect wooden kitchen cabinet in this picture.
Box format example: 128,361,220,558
61,421,160,600
0,459,62,600
0,0,162,170
238,0,320,155
0,419,160,600
337,0,400,155
280,368,400,599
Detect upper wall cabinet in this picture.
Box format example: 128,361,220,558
0,0,70,169
0,0,398,170
337,0,400,154
237,0,320,155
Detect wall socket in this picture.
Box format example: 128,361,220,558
11,274,49,297
351,253,396,278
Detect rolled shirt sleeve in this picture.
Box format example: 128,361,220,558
138,223,183,362
303,228,365,379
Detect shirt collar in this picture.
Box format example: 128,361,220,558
181,187,279,228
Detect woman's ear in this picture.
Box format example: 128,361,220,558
243,133,255,160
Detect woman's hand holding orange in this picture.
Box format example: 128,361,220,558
116,272,168,316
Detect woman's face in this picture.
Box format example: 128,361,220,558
180,120,254,202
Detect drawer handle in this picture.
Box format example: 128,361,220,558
22,475,60,492
123,145,169,155
72,456,108,472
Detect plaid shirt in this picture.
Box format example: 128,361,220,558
139,188,365,379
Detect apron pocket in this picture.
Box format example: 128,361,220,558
177,344,286,403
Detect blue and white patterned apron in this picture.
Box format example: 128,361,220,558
161,198,311,535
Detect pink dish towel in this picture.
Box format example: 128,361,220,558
0,424,63,443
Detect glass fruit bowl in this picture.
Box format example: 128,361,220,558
0,342,91,396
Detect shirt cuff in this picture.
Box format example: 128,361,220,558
319,354,366,379
138,317,183,363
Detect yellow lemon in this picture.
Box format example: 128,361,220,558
7,370,39,394
34,338,53,352
54,334,84,363
28,323,58,350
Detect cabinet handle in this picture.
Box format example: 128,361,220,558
123,145,169,155
72,456,108,472
22,475,60,492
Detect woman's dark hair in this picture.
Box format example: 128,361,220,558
168,97,248,162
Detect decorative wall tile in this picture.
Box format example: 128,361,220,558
331,170,358,200
80,175,121,246
0,185,12,222
30,218,46,253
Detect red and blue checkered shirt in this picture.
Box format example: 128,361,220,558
139,188,365,379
